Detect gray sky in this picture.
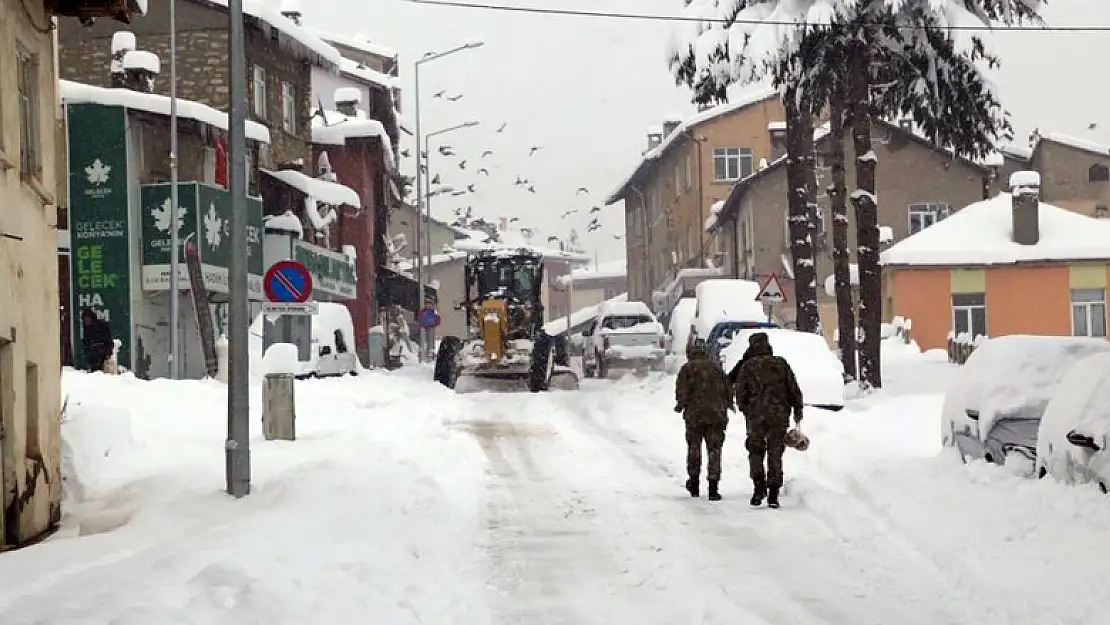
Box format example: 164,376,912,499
307,0,1110,263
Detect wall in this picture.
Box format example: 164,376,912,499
0,0,63,548
1032,140,1110,217
388,204,459,264
312,66,366,110
427,258,467,338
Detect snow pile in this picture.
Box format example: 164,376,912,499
704,200,725,232
263,211,304,238
23,368,490,622
1036,351,1110,484
311,108,395,167
693,278,765,339
941,335,1110,447
61,80,271,143
881,193,1110,266
721,328,845,409
823,263,859,297
261,343,300,375
261,168,361,207
543,293,628,336
668,297,697,353
122,50,160,73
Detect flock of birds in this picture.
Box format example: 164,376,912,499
398,91,623,246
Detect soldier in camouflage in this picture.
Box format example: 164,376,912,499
674,341,734,501
733,332,804,508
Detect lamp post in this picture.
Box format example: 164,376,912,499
168,0,180,379
423,120,479,300
413,40,484,363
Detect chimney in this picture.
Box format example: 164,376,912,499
281,0,302,24
646,127,663,152
121,50,160,93
499,217,509,231
334,87,362,117
662,116,682,138
1009,170,1041,245
768,121,787,160
110,31,136,88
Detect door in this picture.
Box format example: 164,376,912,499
58,254,73,367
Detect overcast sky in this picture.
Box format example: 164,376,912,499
308,0,1110,263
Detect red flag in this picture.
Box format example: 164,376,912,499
214,136,228,188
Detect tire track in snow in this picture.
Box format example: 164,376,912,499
566,387,1006,625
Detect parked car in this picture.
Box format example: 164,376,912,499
705,320,779,365
582,301,666,378
721,328,845,411
941,335,1110,471
691,279,766,346
667,297,697,356
1036,351,1110,492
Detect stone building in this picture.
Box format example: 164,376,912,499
54,0,341,168
1,0,140,551
990,133,1110,219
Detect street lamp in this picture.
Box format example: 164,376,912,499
413,40,484,363
424,120,479,262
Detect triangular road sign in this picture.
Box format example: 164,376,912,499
756,272,788,305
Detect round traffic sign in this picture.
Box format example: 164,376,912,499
263,260,313,303
418,307,441,329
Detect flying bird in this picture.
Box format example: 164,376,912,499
420,150,427,159
458,160,467,170
447,94,463,102
433,90,446,98
467,184,476,193
481,150,493,158
509,217,521,224
477,168,490,176
547,235,559,243
496,122,508,133
529,146,543,156
589,206,601,214
430,173,441,185
561,210,578,218
526,185,536,193
514,175,527,186
400,149,411,158
612,234,624,240
438,145,455,156
576,187,589,195
451,190,467,196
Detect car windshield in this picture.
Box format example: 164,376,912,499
602,314,652,330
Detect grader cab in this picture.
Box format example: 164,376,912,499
433,249,578,392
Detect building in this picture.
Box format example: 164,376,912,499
307,29,401,114
881,172,1110,351
710,119,991,337
59,67,272,378
605,86,783,305
387,202,468,267
55,0,342,168
552,259,627,317
1,0,140,551
990,133,1110,219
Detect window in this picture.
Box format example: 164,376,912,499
25,362,40,458
281,81,296,134
17,44,40,180
713,147,753,182
1072,288,1107,338
1089,164,1110,183
673,163,682,197
252,66,267,118
908,202,949,234
952,293,987,339
685,154,693,191
203,147,216,184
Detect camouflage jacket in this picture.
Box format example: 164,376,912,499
675,344,734,426
734,342,804,422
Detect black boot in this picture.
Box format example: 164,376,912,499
685,477,700,498
750,484,766,506
707,479,721,501
767,487,780,509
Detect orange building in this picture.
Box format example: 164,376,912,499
881,171,1110,350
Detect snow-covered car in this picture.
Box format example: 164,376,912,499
705,320,779,365
1036,351,1110,491
721,328,845,411
667,297,697,356
581,301,666,378
251,302,361,379
941,335,1110,470
691,279,766,345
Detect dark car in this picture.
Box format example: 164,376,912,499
705,320,779,365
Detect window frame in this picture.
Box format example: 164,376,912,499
17,42,41,182
951,292,987,339
1089,164,1110,183
281,80,296,134
1071,288,1107,338
908,201,949,235
252,65,268,119
712,147,753,182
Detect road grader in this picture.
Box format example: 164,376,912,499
433,249,579,393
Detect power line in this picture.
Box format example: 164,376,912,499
404,0,1110,32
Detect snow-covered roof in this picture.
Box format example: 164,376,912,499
311,108,395,167
881,193,1110,267
543,293,629,336
1039,132,1110,158
998,143,1033,160
263,211,304,238
305,28,397,60
260,168,361,207
195,0,341,69
451,237,590,263
339,57,398,91
60,80,270,143
605,84,779,205
562,258,627,285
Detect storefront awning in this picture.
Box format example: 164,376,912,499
376,266,437,311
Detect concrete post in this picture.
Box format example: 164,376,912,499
262,373,296,441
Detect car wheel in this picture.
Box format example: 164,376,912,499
1099,481,1108,495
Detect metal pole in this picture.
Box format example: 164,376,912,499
168,0,180,379
414,61,425,363
424,133,434,358
225,0,250,498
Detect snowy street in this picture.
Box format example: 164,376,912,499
4,345,1110,624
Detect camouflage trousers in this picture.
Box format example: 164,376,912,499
745,414,788,490
685,422,727,481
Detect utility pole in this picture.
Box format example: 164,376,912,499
413,60,424,363
225,0,250,498
168,0,180,379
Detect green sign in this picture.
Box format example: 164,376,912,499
67,103,132,370
247,196,264,295
293,240,357,299
139,182,197,290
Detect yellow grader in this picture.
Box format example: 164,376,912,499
433,249,579,393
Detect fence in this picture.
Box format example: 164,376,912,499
947,331,989,364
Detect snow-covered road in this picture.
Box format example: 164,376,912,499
4,346,1110,624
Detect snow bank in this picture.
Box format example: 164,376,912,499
721,328,844,409
16,368,491,622
61,80,271,143
668,297,697,355
881,193,1110,266
693,278,764,339
941,335,1110,447
263,211,304,238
